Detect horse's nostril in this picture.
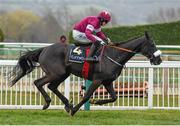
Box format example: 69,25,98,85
159,59,162,64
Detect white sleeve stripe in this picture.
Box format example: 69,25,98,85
86,25,94,31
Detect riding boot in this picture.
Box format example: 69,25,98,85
85,43,99,62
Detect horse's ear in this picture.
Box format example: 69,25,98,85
145,31,150,40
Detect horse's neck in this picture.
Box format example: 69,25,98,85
116,36,145,65
121,36,145,51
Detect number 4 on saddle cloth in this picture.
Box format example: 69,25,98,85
69,45,104,79
69,46,99,63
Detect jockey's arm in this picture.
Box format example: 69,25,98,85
97,31,112,44
96,31,106,41
85,25,97,42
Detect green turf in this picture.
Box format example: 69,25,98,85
0,109,180,125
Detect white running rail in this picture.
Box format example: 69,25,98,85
0,60,180,110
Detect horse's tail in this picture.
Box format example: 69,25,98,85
8,47,44,87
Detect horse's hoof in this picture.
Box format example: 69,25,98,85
42,103,50,110
64,105,70,113
64,104,73,113
70,108,76,116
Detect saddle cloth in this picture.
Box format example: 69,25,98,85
69,46,86,63
69,45,104,79
69,45,99,63
69,45,96,79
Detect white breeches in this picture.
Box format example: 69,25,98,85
72,30,103,44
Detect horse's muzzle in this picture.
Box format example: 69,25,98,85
150,56,162,65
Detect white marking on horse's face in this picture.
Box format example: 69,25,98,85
153,50,162,57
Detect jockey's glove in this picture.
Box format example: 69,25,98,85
107,38,111,44
104,38,111,44
95,40,106,46
105,38,114,45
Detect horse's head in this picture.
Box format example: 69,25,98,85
140,31,162,65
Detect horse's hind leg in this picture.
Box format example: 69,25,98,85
90,82,117,105
34,76,52,110
48,73,72,113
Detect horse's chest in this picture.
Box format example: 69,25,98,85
102,66,122,80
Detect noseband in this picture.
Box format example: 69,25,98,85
148,50,162,60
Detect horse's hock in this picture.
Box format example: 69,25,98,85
94,81,148,97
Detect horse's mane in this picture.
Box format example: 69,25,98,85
112,35,144,46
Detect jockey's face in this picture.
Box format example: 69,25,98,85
99,17,108,26
101,21,108,26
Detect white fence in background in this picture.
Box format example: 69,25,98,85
0,60,180,110
1,43,180,60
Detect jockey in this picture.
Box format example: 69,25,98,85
72,10,111,62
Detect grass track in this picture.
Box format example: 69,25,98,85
0,109,180,125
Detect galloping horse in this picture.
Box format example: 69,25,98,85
8,32,162,116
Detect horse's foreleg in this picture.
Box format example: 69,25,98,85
34,76,52,110
48,73,72,113
90,83,117,105
71,80,101,116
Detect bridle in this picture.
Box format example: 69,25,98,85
105,44,161,66
108,44,161,59
103,45,137,67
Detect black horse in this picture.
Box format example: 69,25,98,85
8,32,162,116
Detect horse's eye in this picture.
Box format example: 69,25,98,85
151,44,155,47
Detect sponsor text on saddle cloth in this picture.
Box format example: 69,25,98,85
69,45,99,79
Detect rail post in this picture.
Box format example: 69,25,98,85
148,68,153,108
84,80,92,110
65,77,70,100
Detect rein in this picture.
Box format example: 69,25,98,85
108,45,137,54
103,44,138,67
